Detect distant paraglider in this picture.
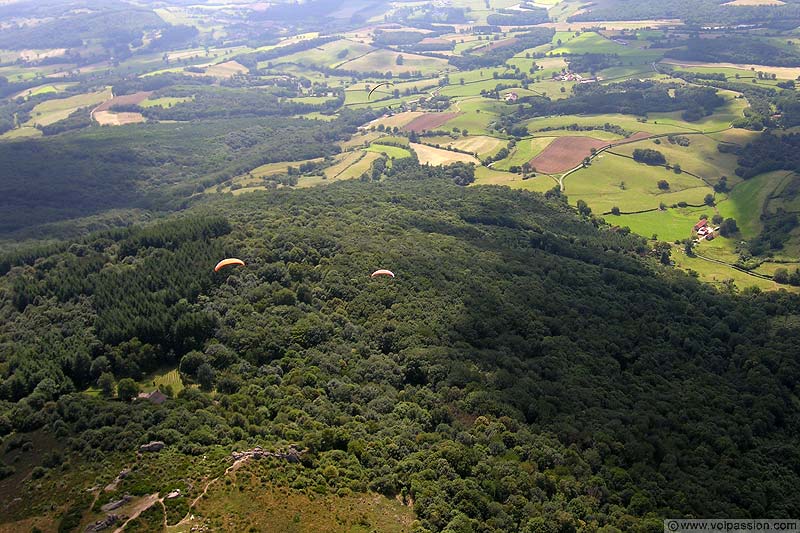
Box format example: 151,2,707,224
371,269,395,278
368,82,394,100
214,258,245,272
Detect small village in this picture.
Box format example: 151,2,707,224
552,70,598,83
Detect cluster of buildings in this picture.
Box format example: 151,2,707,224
553,71,597,83
694,219,718,241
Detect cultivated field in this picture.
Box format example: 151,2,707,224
367,111,424,130
204,60,248,77
93,111,145,126
494,137,554,170
339,49,448,75
410,143,481,165
403,112,460,132
530,136,610,174
25,88,112,127
92,91,152,114
425,135,505,158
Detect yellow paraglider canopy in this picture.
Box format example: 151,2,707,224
371,269,395,278
214,258,245,272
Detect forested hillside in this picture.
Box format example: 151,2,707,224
0,114,367,235
1,170,799,531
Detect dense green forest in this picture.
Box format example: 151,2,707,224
1,170,799,531
569,0,800,26
2,0,800,529
731,132,800,179
0,113,371,235
499,81,724,132
666,37,800,68
0,2,167,50
447,29,555,71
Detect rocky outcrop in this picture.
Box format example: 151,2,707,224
84,514,122,532
100,495,131,512
231,444,306,463
139,441,165,452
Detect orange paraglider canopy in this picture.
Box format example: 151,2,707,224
214,258,245,272
371,269,395,278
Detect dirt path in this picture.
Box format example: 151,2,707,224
692,251,774,281
112,493,162,533
172,457,249,529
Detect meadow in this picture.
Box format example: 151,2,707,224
25,88,112,127
565,151,714,213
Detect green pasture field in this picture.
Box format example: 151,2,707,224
493,137,554,170
0,48,64,63
193,472,415,533
323,150,369,179
440,79,510,97
140,96,194,108
298,151,383,187
270,39,374,69
507,55,568,77
715,170,789,239
301,111,338,121
471,164,560,194
209,157,328,194
13,82,76,100
340,131,383,150
366,143,412,159
338,49,447,75
610,134,740,184
613,207,709,242
667,64,788,81
345,87,394,106
527,79,577,99
24,88,112,127
262,64,354,87
139,66,186,77
598,66,663,82
706,127,760,146
443,98,507,135
388,78,440,93
754,260,800,277
450,68,516,84
138,367,184,394
288,95,337,105
373,135,410,147
565,152,713,214
454,39,487,54
423,134,505,158
154,6,195,25
346,95,417,110
647,91,748,132
530,129,624,140
696,236,744,265
766,172,800,214
525,113,701,135
250,158,326,178
0,63,69,81
547,32,663,64
0,126,42,140
506,173,561,193
673,249,779,291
